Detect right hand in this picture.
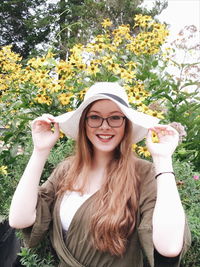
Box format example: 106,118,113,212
31,114,60,152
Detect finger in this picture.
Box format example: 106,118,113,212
41,114,56,121
31,116,54,127
146,129,154,145
149,125,178,136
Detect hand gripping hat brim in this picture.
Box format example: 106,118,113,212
55,82,159,143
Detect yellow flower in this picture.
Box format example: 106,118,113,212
106,63,120,74
58,93,72,106
76,63,87,70
137,146,151,157
132,144,138,152
94,34,109,43
49,82,61,93
86,64,100,75
101,55,114,64
59,130,65,139
125,61,137,70
134,14,152,28
147,110,165,119
56,61,73,74
0,166,8,175
128,92,146,104
101,18,112,28
137,103,151,113
35,94,52,105
120,69,135,83
151,131,159,143
78,89,88,100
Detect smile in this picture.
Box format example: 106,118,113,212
97,134,114,140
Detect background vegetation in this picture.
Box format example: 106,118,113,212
0,0,199,266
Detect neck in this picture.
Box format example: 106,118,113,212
92,150,113,170
84,150,113,194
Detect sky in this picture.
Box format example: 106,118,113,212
142,0,200,41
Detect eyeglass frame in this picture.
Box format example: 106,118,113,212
85,115,126,128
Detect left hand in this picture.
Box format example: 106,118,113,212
146,125,179,158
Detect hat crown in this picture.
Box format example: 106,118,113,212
84,82,129,105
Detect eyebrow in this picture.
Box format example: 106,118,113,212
88,110,124,115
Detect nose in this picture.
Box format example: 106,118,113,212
100,118,111,129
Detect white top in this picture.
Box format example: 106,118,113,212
60,191,92,231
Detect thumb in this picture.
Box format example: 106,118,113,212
146,129,153,147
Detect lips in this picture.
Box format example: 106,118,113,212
96,134,114,141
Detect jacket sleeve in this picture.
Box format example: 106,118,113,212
137,160,157,267
137,159,191,267
22,159,70,248
22,176,56,248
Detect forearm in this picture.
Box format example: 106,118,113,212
9,149,50,229
152,156,185,257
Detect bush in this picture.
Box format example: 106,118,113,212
173,157,200,266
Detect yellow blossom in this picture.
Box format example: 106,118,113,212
132,144,138,152
151,131,159,143
59,130,65,139
128,92,147,104
125,61,137,70
58,93,72,106
56,60,73,74
137,103,151,113
35,94,52,105
49,82,61,93
78,89,88,100
0,166,8,175
86,64,100,75
137,146,151,157
146,109,165,119
106,63,120,74
101,18,112,28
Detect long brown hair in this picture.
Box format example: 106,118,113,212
57,102,140,256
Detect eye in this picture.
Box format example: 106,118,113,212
89,115,101,120
110,115,121,120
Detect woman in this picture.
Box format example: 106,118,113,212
9,82,190,266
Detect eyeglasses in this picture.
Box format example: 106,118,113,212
86,115,126,128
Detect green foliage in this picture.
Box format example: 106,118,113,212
0,0,168,59
173,158,200,266
19,247,55,267
0,137,33,217
0,0,52,58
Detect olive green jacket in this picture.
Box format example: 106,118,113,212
23,159,191,267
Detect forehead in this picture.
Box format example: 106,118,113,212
88,99,123,114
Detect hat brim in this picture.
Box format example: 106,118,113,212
55,94,159,143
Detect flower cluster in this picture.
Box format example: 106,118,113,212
1,15,169,157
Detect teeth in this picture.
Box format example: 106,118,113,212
98,135,112,139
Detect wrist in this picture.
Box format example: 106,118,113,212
152,156,173,174
32,147,51,159
155,172,175,179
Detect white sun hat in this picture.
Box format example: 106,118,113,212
55,82,159,143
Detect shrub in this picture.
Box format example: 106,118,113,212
173,157,200,266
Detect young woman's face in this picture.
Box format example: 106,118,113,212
85,99,126,156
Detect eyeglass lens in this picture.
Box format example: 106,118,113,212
86,115,125,128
